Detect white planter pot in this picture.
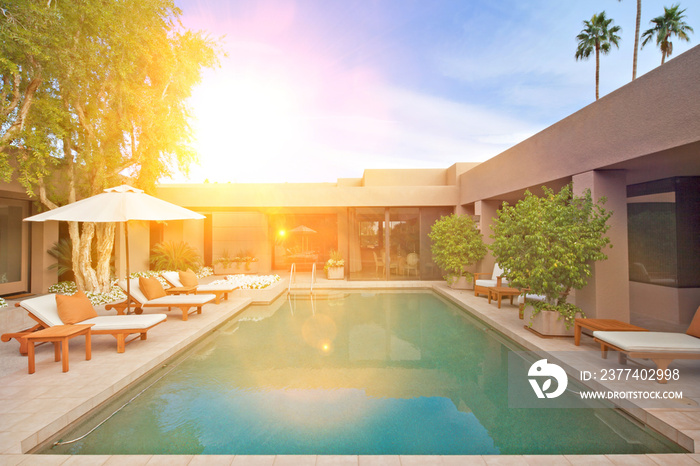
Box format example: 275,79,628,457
448,275,473,290
524,306,579,337
326,266,344,280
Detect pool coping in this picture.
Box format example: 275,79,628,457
1,278,699,464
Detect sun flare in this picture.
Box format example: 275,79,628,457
189,73,307,182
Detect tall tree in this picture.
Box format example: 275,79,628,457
618,0,642,80
641,4,694,65
575,11,622,101
0,0,219,292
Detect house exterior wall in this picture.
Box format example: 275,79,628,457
458,44,700,205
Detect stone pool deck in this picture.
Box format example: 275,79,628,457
0,276,699,465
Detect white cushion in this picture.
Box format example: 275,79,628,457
517,294,547,305
492,263,505,280
145,294,216,306
475,279,498,288
593,331,700,353
81,314,167,331
19,294,167,330
20,294,64,327
118,279,149,305
161,271,183,288
197,284,236,292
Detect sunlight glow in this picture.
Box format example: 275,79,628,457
189,72,308,182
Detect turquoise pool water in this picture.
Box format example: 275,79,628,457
45,291,682,455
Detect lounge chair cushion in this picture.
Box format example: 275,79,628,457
19,294,167,329
179,269,199,287
686,306,700,338
593,331,700,353
139,277,166,300
81,314,167,331
162,271,183,288
55,291,98,324
145,294,216,306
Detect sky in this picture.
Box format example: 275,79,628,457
167,0,698,184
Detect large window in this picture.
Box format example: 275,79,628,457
349,207,451,280
270,213,338,271
627,177,700,288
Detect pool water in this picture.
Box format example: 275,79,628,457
45,291,682,455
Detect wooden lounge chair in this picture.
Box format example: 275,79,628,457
161,271,237,305
473,263,508,298
593,306,700,384
106,278,216,321
2,294,166,354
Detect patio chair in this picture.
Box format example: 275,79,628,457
593,306,700,384
404,253,419,277
473,263,509,298
161,270,237,305
106,278,216,321
373,250,397,276
2,293,166,354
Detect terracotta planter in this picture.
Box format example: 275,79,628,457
523,306,580,337
326,266,345,280
448,275,473,290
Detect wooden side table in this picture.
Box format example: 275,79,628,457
24,324,94,374
488,286,521,309
574,318,647,346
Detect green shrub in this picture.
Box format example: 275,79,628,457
490,184,612,325
428,214,487,280
149,241,202,271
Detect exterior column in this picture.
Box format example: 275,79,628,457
474,200,501,274
572,170,629,321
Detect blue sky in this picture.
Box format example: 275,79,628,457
170,0,698,183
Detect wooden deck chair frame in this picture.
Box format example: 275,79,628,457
106,281,215,321
2,303,164,354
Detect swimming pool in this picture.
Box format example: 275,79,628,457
44,291,682,455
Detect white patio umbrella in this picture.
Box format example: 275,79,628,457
25,185,205,311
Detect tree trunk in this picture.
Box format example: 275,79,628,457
79,222,99,291
632,0,641,80
95,223,115,293
595,45,600,100
67,222,86,291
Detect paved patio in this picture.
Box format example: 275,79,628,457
0,274,699,464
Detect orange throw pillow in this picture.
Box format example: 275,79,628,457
56,291,98,324
179,269,199,288
139,276,166,301
686,306,700,338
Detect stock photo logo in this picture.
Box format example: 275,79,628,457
528,359,568,399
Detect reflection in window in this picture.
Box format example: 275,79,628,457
628,203,678,287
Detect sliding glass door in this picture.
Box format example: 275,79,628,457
348,206,452,280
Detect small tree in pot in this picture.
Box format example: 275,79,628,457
429,214,487,289
490,184,612,333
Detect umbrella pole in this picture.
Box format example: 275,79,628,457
125,222,132,314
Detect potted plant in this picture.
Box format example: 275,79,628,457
428,214,487,289
490,184,612,336
324,250,345,280
214,250,236,275
238,250,259,274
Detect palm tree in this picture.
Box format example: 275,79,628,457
641,4,694,65
618,0,643,80
575,12,622,100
